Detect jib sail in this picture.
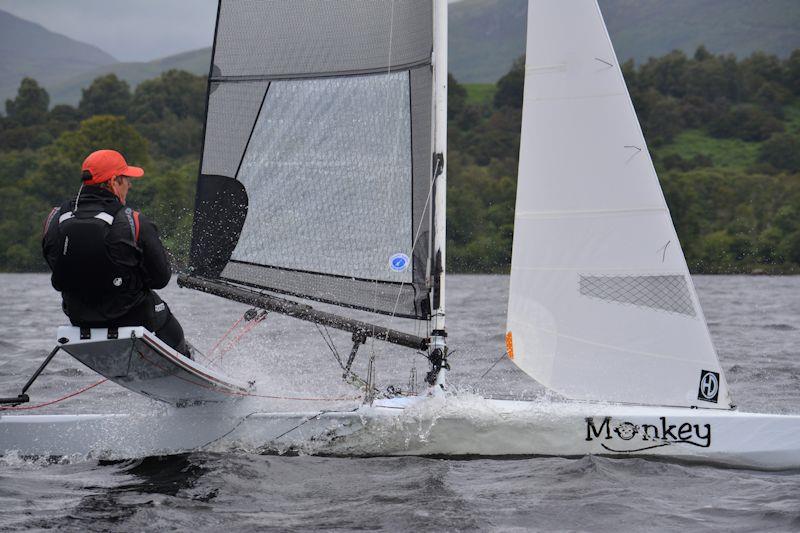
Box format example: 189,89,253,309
189,0,436,320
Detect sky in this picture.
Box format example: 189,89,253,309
0,0,218,62
0,0,463,63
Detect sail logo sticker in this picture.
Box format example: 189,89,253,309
585,416,712,452
697,370,720,403
389,253,410,272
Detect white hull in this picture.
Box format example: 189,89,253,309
3,396,800,470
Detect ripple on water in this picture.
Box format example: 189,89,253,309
2,274,800,531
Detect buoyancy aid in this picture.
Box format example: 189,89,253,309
48,203,143,297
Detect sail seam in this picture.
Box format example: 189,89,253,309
210,60,431,84
515,206,667,219
512,267,686,273
525,91,626,102
506,319,709,364
227,259,409,286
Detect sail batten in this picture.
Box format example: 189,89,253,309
507,0,732,409
208,59,434,83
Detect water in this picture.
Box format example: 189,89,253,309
2,274,800,531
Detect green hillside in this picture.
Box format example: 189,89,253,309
0,9,116,105
445,47,800,274
449,0,800,82
47,48,211,107
2,45,800,274
464,84,497,106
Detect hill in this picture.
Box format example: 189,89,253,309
4,1,800,105
46,48,211,106
0,9,116,106
449,0,800,82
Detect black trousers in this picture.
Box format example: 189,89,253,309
106,291,190,358
141,292,190,358
67,290,190,358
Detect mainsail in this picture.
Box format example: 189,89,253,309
187,0,439,321
506,0,732,409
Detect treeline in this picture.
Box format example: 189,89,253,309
2,47,800,273
446,47,800,273
0,71,204,270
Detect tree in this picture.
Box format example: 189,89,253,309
638,50,689,98
0,186,49,271
0,150,37,188
693,45,712,62
708,104,783,141
448,73,467,121
787,49,800,96
128,70,205,123
684,55,733,102
78,74,132,117
126,70,205,158
758,134,800,173
493,56,524,110
640,92,684,144
26,115,149,205
5,78,49,125
739,52,784,101
46,104,82,139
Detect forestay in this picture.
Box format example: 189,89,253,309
506,0,732,409
190,0,435,320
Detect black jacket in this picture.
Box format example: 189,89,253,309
42,186,172,326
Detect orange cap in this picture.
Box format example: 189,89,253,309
81,149,144,185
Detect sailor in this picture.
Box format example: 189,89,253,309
42,149,192,358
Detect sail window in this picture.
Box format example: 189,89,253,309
579,274,696,316
231,73,413,283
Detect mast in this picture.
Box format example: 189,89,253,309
427,0,448,390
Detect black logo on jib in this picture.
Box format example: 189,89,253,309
698,369,719,403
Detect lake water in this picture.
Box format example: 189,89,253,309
2,274,800,531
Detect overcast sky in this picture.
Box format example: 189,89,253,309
0,0,219,62
0,1,463,63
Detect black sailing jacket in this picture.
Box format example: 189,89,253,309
42,186,172,326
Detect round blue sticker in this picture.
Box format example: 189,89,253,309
389,253,410,272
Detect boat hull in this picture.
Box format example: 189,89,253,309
3,397,800,469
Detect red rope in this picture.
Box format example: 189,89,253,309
206,315,244,357
208,313,267,365
0,379,107,411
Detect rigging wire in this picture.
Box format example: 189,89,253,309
0,378,107,411
362,0,399,394
314,322,343,368
471,350,511,390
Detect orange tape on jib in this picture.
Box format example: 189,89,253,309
505,331,514,360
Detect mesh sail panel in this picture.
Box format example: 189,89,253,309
201,81,267,177
190,0,434,319
214,0,432,78
232,74,412,282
